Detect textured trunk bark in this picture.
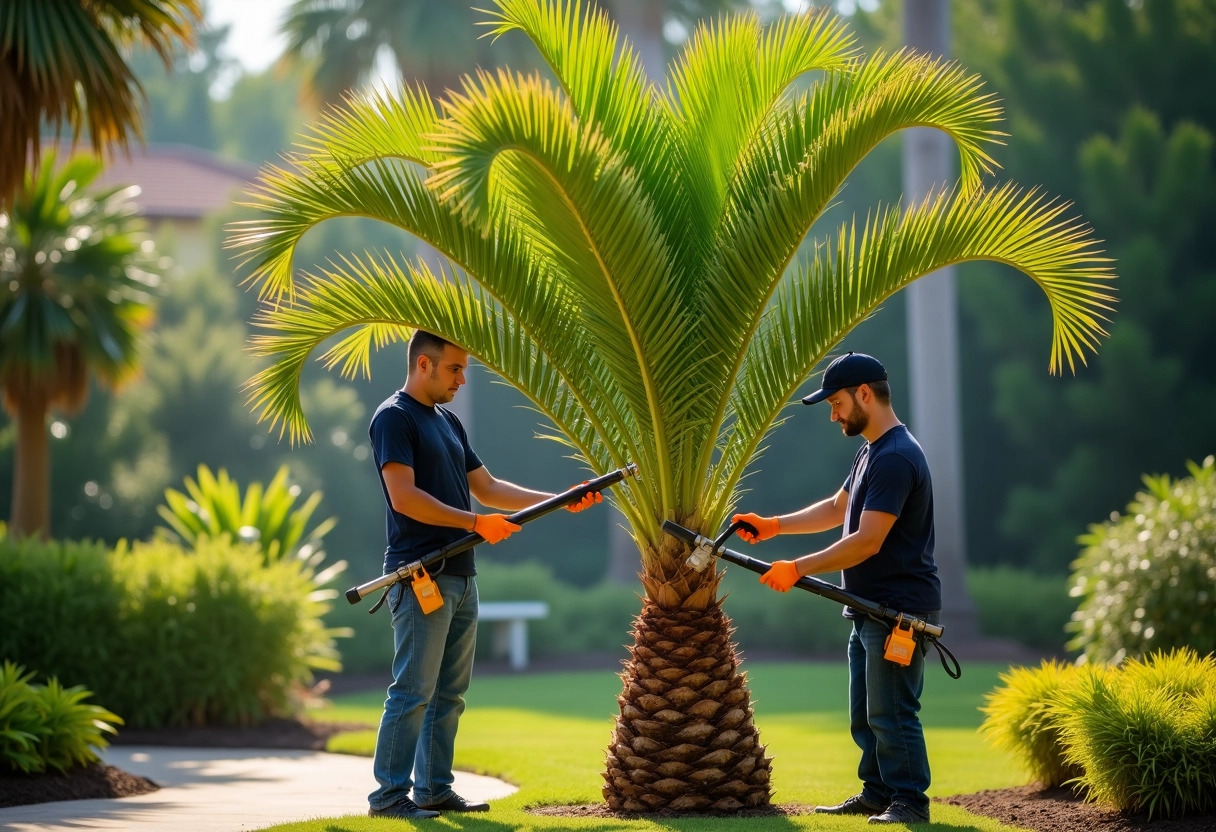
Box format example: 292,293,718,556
9,396,50,538
602,597,772,812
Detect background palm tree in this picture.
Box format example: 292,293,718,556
0,0,202,208
0,153,165,538
232,0,1115,812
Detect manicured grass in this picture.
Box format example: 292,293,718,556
268,661,1030,831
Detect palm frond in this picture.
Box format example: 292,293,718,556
664,8,857,224
0,0,200,205
428,67,698,505
705,183,1115,521
245,252,659,532
692,50,1005,487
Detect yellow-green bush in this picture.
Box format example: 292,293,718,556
979,659,1086,787
1057,649,1216,820
982,649,1216,820
0,536,344,727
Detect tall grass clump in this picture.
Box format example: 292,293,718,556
979,659,1086,787
1058,649,1216,820
1068,455,1216,663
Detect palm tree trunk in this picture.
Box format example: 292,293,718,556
603,596,772,811
9,395,50,538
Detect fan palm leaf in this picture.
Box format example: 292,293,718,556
0,0,201,206
231,0,1115,811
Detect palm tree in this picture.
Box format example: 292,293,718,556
0,153,164,538
232,0,1115,811
0,0,202,208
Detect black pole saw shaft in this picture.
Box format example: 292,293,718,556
346,463,639,605
661,520,944,640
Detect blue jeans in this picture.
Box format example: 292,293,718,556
369,573,478,810
847,612,939,817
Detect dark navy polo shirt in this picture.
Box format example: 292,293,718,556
840,424,941,616
370,391,483,575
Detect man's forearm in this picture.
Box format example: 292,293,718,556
778,495,844,535
392,486,477,531
793,532,878,577
476,478,552,513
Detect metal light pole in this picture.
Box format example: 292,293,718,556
903,0,978,637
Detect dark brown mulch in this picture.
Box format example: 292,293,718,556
0,764,158,808
939,785,1216,832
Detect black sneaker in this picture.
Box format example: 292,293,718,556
813,794,886,815
869,801,930,824
368,798,440,819
418,793,490,812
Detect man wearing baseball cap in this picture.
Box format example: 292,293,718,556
733,351,941,825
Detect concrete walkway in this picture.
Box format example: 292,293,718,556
0,747,517,832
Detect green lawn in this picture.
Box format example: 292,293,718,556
265,661,1031,831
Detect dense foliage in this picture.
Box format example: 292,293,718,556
0,535,344,727
1068,455,1216,663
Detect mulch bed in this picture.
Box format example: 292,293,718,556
6,713,1214,831
940,785,1216,832
0,764,158,808
528,802,814,818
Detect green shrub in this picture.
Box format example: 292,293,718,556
0,662,122,774
32,677,124,773
0,537,124,689
156,463,342,572
968,567,1073,652
1068,455,1216,663
1057,650,1216,819
0,536,345,727
0,662,44,773
979,659,1086,787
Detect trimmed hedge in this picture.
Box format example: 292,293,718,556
0,536,343,727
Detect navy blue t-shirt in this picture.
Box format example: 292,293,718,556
840,424,941,616
370,391,483,575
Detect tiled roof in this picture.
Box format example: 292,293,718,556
46,142,258,221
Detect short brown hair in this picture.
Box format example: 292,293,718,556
408,330,453,372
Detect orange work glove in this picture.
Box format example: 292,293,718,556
566,482,603,513
472,513,521,544
759,560,802,592
732,513,780,543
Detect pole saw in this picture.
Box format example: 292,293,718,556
662,519,961,678
346,463,639,613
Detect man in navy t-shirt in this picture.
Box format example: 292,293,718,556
733,352,941,825
366,330,600,820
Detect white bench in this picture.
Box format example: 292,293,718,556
479,601,549,670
